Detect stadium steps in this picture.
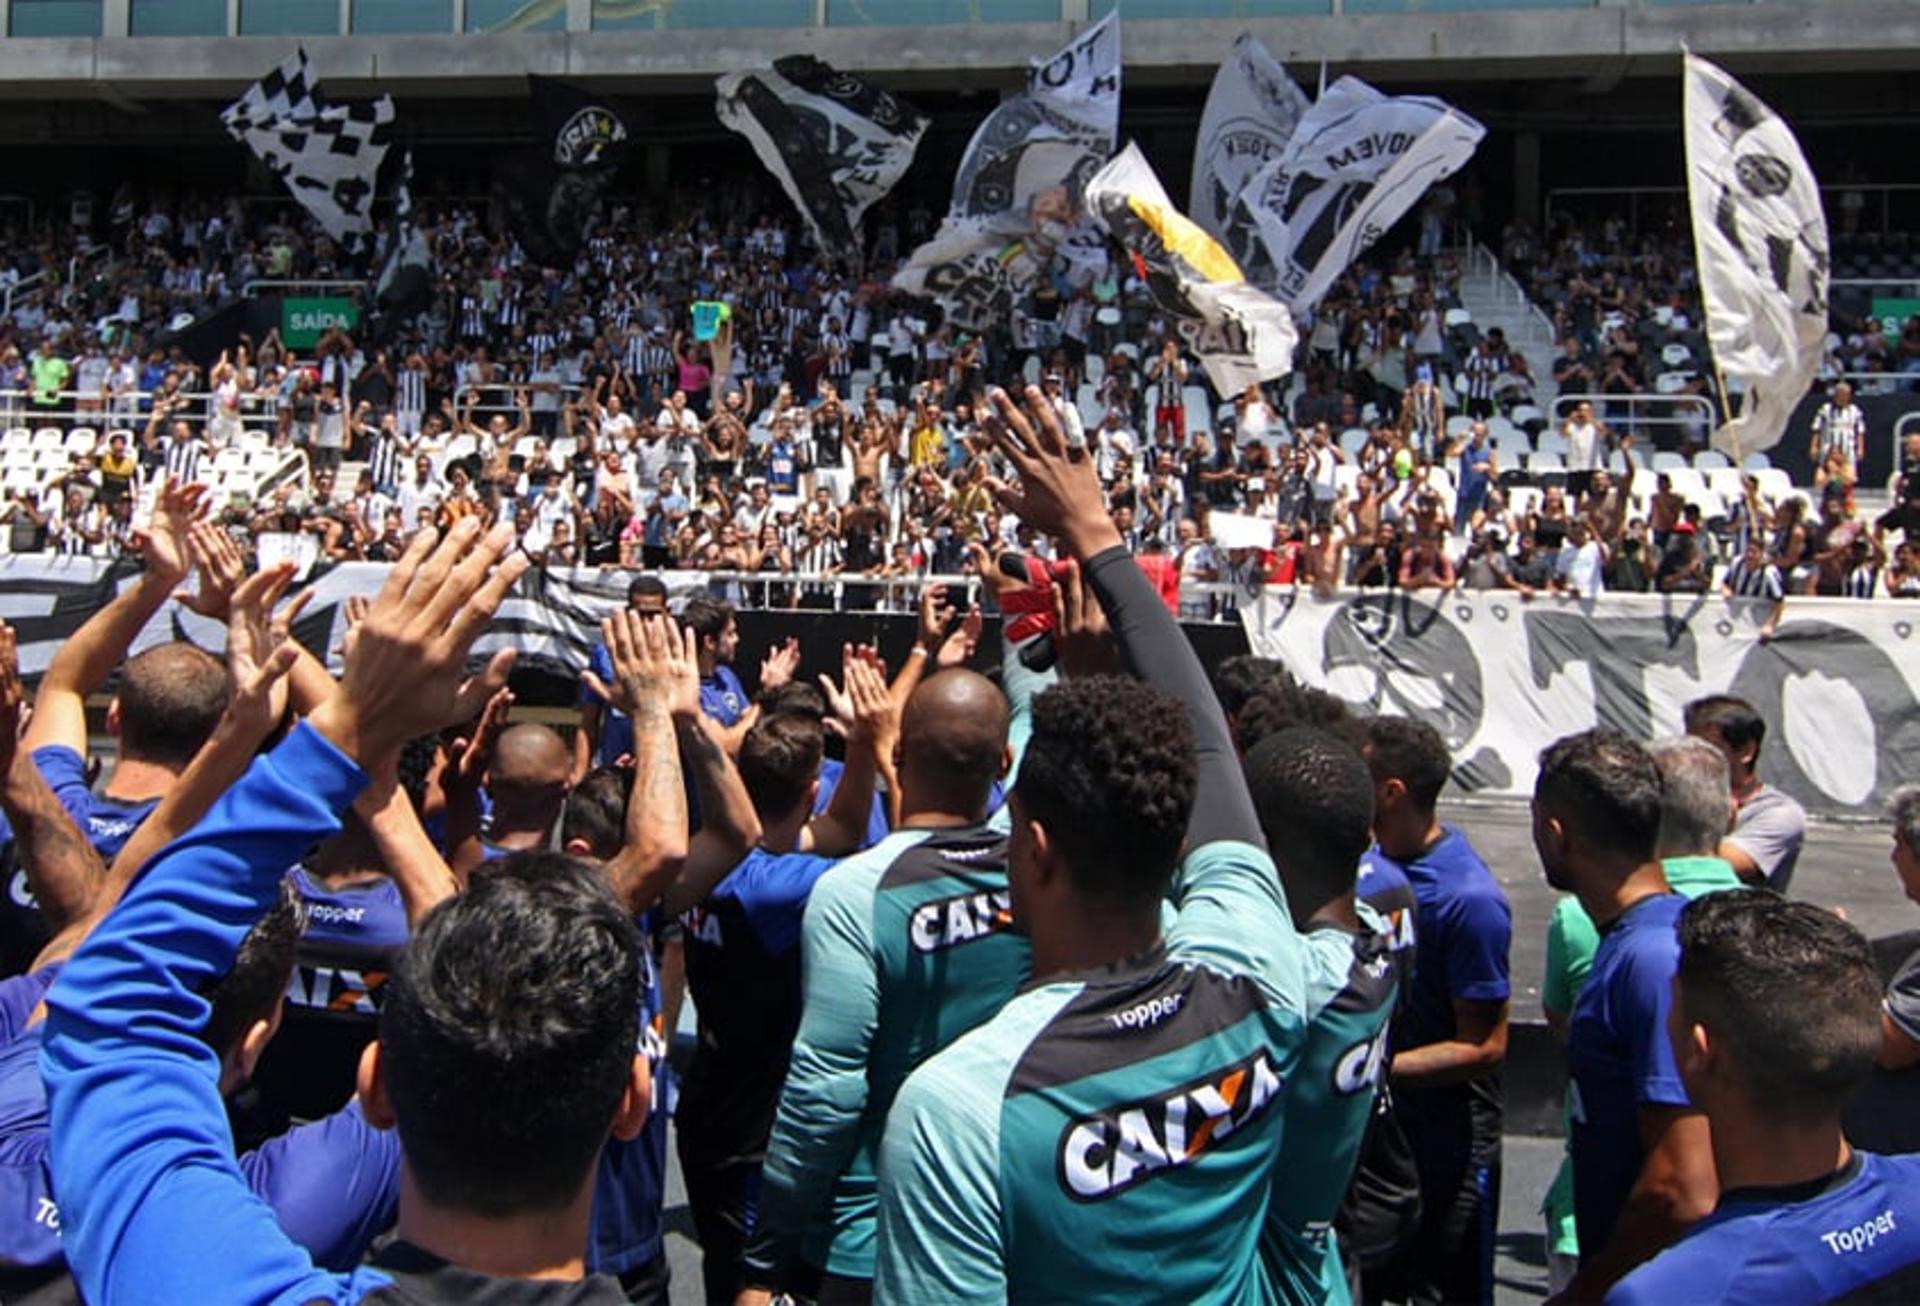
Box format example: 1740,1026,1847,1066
1453,246,1558,378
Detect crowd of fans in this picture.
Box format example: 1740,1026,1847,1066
3,191,1915,609
0,390,1918,1306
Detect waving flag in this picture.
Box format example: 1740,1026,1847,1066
1089,143,1298,393
1683,51,1829,454
895,13,1121,327
502,77,629,268
717,56,927,259
1191,34,1311,287
222,49,393,243
1238,77,1484,311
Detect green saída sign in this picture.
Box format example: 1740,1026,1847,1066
282,297,359,349
1870,298,1920,341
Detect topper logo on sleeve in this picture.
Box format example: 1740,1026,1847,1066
908,889,1013,953
1058,1050,1284,1201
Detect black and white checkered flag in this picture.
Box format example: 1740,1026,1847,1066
223,48,394,243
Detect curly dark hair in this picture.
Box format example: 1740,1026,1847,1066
1016,676,1196,906
1211,655,1283,726
1235,673,1360,757
1244,727,1374,911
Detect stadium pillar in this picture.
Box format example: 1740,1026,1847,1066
645,143,669,199
102,0,128,37
1514,130,1541,227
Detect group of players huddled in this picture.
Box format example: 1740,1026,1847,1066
0,382,1913,1306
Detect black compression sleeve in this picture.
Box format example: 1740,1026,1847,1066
1082,545,1265,852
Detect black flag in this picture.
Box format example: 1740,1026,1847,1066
506,77,630,268
714,56,927,258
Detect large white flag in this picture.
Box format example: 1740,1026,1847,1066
1682,51,1829,454
1238,76,1484,311
1088,143,1297,394
1191,34,1311,287
894,13,1120,327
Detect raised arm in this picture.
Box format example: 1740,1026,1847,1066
23,479,203,757
354,765,458,928
984,386,1261,852
35,563,307,968
0,623,105,938
797,646,893,858
42,519,526,1306
583,610,692,916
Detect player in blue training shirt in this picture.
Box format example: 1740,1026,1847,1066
0,481,232,973
872,385,1313,1303
40,519,661,1304
1244,726,1399,1305
577,575,672,774
1533,729,1719,1301
1359,715,1509,1305
677,668,887,1304
1610,893,1920,1304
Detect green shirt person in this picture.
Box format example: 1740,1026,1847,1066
30,350,70,409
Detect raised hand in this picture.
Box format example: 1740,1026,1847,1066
135,478,209,582
938,605,984,670
174,522,250,620
308,518,528,767
1052,559,1120,679
448,686,515,793
225,561,310,736
0,623,22,776
761,636,801,693
982,385,1120,561
917,582,956,652
583,611,701,724
844,644,899,753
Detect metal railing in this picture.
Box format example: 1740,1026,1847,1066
241,279,370,299
1550,392,1718,434
1,243,113,321
1543,184,1920,238
1461,231,1557,347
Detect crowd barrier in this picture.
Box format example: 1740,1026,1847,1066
1242,587,1917,818
5,556,1908,818
0,554,1252,707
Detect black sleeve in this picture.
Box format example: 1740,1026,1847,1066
1082,545,1265,852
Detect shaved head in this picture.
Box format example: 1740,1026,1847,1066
490,724,572,796
899,670,1009,814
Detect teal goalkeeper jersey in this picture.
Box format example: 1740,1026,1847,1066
1262,905,1400,1306
874,838,1308,1304
750,642,1049,1284
751,823,1030,1280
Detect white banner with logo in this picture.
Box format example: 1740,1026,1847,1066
1191,33,1311,288
0,558,792,682
1239,77,1485,311
894,13,1121,327
1683,51,1830,455
1241,588,1918,817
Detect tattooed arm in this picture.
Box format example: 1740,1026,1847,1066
663,713,761,918
590,612,692,916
